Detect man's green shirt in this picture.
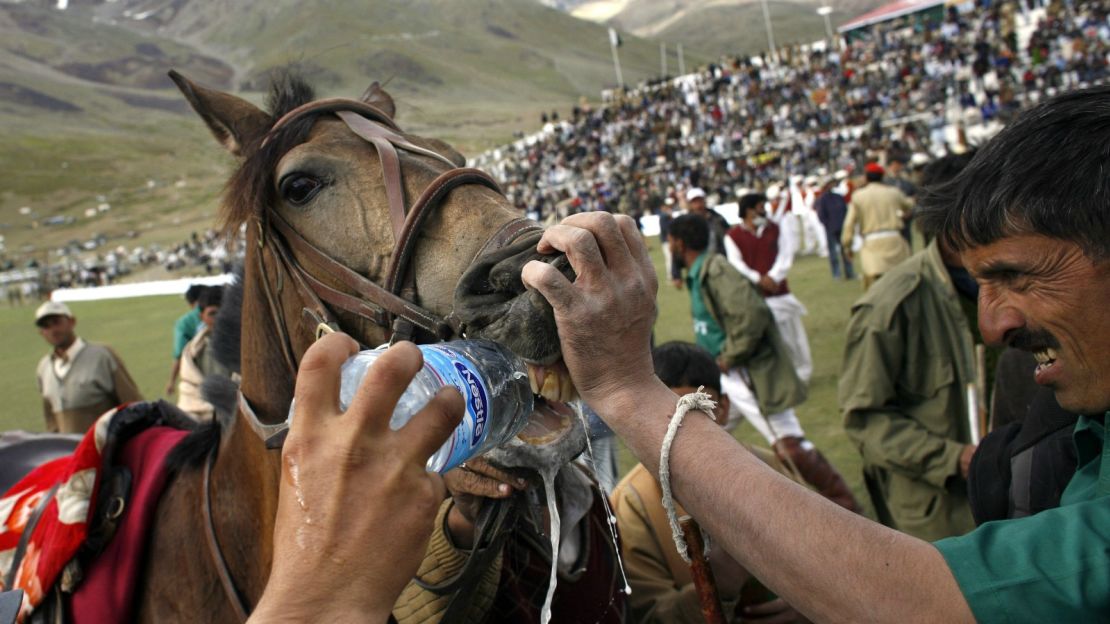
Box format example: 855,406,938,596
935,412,1110,622
687,252,726,357
172,307,202,360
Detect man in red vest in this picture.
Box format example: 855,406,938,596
722,194,855,509
724,193,813,384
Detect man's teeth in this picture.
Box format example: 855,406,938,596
1033,348,1059,365
526,363,578,403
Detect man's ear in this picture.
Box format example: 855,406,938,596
169,70,270,157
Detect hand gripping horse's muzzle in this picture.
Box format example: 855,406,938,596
452,229,574,366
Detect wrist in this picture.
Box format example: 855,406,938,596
445,504,475,550
595,378,678,427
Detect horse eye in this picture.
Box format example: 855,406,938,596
279,174,323,206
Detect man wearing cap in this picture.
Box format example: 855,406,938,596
670,187,730,288
841,163,913,289
34,301,143,434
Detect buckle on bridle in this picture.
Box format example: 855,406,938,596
315,322,337,341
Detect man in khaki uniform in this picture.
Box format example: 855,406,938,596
842,162,913,289
34,301,143,434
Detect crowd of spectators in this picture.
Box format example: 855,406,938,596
475,0,1109,224
0,228,244,300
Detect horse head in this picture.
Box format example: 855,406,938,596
170,71,583,468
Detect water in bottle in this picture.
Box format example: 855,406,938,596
323,340,534,473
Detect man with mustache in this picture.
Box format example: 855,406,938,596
514,85,1110,622
233,86,1110,622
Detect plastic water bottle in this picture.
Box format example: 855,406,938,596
332,340,534,473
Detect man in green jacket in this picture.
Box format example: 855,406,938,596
669,213,859,511
840,153,981,541
840,239,979,540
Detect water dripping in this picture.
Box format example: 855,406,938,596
576,405,633,596
539,466,561,624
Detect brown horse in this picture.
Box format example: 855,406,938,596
129,72,622,622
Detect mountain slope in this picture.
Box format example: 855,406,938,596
0,0,712,263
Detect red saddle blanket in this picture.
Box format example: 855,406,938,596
0,402,191,622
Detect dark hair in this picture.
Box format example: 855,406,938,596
918,85,1110,260
738,193,767,217
916,150,977,241
198,285,223,309
185,284,208,305
669,213,709,252
865,171,883,183
652,341,721,393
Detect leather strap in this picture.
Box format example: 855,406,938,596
238,393,289,450
204,447,250,623
384,168,503,295
266,98,400,139
414,497,516,595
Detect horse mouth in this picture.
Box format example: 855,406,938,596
521,360,577,443
486,360,586,470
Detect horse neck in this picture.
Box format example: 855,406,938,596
210,408,283,613
203,222,398,615
238,230,299,423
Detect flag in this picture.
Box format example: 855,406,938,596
608,27,622,48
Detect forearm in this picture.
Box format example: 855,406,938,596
43,399,58,433
768,242,795,284
602,382,973,623
168,359,181,385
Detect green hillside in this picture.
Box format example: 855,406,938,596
0,0,712,267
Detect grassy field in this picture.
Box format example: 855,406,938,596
0,236,871,505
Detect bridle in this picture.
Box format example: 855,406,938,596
203,96,541,622
237,96,541,446
255,98,539,375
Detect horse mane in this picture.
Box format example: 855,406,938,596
208,265,244,375
220,71,319,234
201,264,244,428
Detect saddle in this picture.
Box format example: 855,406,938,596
0,434,82,497
0,401,196,623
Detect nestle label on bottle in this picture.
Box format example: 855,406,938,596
421,345,492,470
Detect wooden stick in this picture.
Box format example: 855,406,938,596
679,516,728,624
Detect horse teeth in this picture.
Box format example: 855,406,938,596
560,373,577,403
541,370,560,402
528,364,543,395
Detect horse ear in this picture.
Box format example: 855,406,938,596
360,81,396,119
169,70,269,157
